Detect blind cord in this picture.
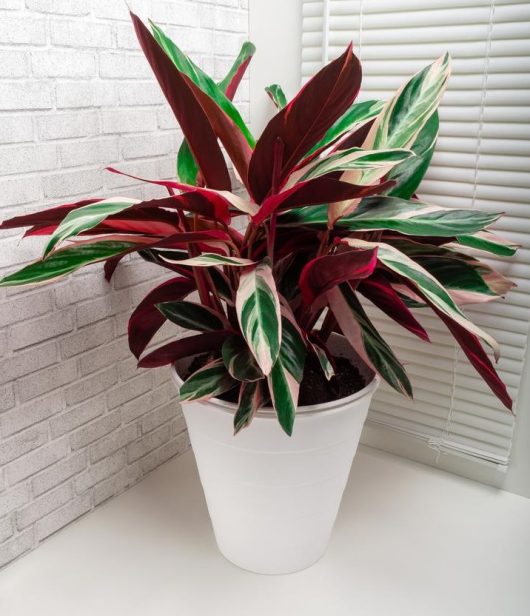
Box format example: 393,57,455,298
431,0,496,462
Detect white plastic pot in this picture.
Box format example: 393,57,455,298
170,334,379,575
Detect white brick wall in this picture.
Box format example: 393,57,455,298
0,0,249,568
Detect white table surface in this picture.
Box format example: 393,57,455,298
1,445,529,616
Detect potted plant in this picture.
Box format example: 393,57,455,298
0,13,516,574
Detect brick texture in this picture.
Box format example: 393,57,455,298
0,0,249,569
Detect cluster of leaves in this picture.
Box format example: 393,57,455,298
0,13,517,435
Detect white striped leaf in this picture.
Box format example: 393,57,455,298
179,358,237,402
386,111,439,200
341,237,500,359
327,283,412,396
233,381,262,434
222,335,263,382
268,305,307,436
157,301,227,331
265,84,287,109
306,99,385,157
44,198,139,256
344,197,500,236
236,258,281,376
158,253,255,267
281,197,499,237
331,54,450,223
293,148,413,185
0,241,136,287
365,53,451,151
456,231,519,257
309,340,335,380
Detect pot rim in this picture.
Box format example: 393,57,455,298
170,359,380,419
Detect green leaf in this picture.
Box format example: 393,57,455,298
368,53,450,151
328,283,412,396
177,140,198,185
265,84,287,109
280,197,500,237
218,41,256,95
344,197,500,236
387,111,439,199
179,358,237,402
0,241,136,287
307,99,385,156
175,41,255,185
456,231,519,257
222,335,264,382
297,148,413,183
157,301,227,332
309,340,335,380
158,253,254,267
236,258,281,376
44,198,138,256
268,309,307,436
233,380,262,434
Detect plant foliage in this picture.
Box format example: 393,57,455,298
0,13,516,434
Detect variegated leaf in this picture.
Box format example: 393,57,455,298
222,335,263,382
306,99,385,157
268,306,307,436
327,283,412,396
309,340,335,380
288,148,413,187
456,231,519,257
265,84,287,109
365,53,450,151
0,241,137,287
233,380,262,434
157,253,255,268
331,54,450,224
387,111,439,199
179,358,237,402
343,197,500,236
236,258,282,376
341,237,500,359
157,301,227,331
282,197,500,237
44,198,139,256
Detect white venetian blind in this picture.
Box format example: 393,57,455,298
302,0,530,469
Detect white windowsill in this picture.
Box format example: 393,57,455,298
1,446,529,615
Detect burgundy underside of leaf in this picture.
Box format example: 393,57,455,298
249,44,362,202
131,12,231,190
138,330,230,368
129,277,196,359
358,272,430,342
300,247,378,304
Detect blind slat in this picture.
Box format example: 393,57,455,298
302,0,529,469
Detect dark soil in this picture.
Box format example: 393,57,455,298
185,351,366,407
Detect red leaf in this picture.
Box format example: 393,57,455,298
249,44,362,202
436,307,512,411
131,12,231,190
1,198,100,232
224,55,252,101
128,277,196,359
104,254,125,281
253,178,394,225
151,229,232,249
105,167,235,221
299,247,378,304
402,280,512,410
138,331,230,368
358,272,430,342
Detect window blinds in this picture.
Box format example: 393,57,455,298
301,0,530,468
